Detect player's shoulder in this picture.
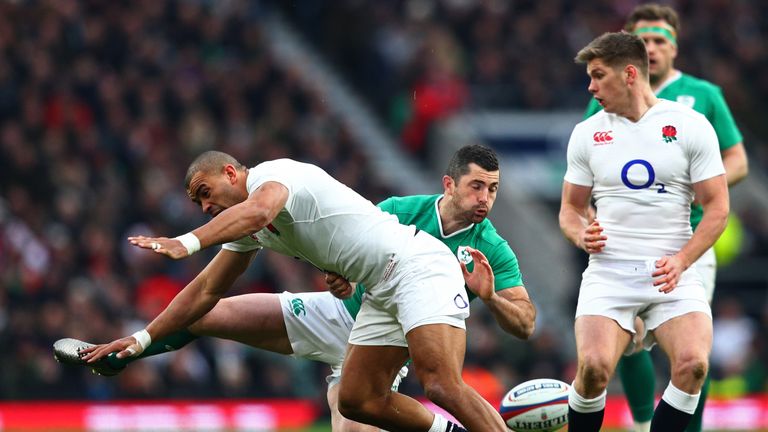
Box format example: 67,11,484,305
381,194,438,207
571,109,610,141
473,218,511,249
678,73,722,93
576,108,610,128
653,99,708,122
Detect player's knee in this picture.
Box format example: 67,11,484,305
421,374,462,407
578,355,612,391
672,354,708,383
337,390,379,424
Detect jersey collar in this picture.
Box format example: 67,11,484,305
654,70,682,95
435,195,475,239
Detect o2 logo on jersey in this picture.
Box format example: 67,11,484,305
621,159,667,193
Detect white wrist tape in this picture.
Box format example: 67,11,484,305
175,232,201,255
131,329,152,353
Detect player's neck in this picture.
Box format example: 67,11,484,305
438,198,470,236
650,68,680,92
623,88,659,122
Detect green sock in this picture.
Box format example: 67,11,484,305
106,329,199,369
684,373,710,432
618,350,656,423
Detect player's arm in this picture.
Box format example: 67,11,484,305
461,247,536,339
485,287,536,339
193,182,288,248
82,249,258,362
681,175,729,266
654,175,728,293
559,181,605,253
721,143,748,186
130,181,288,258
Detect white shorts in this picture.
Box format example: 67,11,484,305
696,247,716,303
349,231,470,347
278,291,409,390
279,291,353,370
575,259,712,354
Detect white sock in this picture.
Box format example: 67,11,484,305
661,382,700,414
568,382,607,413
427,413,448,432
634,420,651,432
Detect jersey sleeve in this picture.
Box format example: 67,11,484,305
563,124,593,186
484,239,524,290
221,236,263,252
688,115,726,183
583,98,603,119
245,160,296,210
377,197,396,214
708,86,743,150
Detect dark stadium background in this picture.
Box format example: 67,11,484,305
0,0,766,430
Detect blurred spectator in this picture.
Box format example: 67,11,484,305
399,25,467,160
711,296,756,378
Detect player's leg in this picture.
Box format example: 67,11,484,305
617,317,655,432
685,247,717,432
650,312,712,432
328,367,396,432
55,293,293,374
338,343,442,431
569,315,633,432
406,322,507,431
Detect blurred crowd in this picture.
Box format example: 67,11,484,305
0,0,766,416
277,0,768,167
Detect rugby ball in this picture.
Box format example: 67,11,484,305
499,378,569,432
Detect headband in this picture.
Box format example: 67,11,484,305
634,26,677,46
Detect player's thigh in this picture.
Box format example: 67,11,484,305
574,315,633,369
652,311,712,364
406,323,466,382
327,383,381,432
189,293,291,354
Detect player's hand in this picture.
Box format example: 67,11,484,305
128,235,189,259
80,335,145,363
652,254,688,293
579,220,606,254
461,247,495,301
325,272,354,299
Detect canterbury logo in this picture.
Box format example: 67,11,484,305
593,131,613,144
291,298,306,317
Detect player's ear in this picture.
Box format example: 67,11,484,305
224,164,238,184
624,64,638,85
442,175,455,193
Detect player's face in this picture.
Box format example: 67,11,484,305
633,19,678,85
447,163,499,224
186,166,246,217
586,59,629,114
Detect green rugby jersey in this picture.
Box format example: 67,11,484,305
584,72,742,230
342,194,524,319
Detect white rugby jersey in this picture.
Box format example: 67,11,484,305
222,159,419,286
564,100,724,261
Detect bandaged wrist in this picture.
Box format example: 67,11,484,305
174,232,201,255
131,329,152,351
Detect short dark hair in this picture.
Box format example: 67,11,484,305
446,144,499,181
575,32,649,78
185,150,245,190
624,3,680,35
